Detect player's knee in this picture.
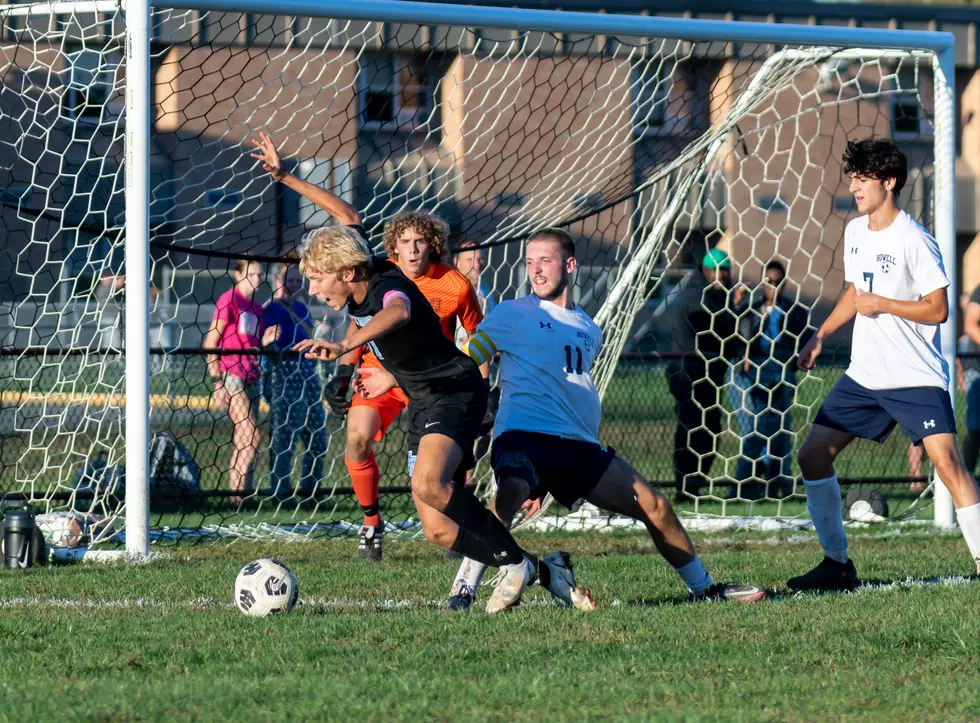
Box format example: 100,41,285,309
421,523,454,548
798,440,830,479
410,469,444,504
346,426,374,461
641,488,671,526
932,450,966,489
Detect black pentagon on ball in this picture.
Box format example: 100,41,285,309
265,576,288,596
238,589,256,611
241,561,262,576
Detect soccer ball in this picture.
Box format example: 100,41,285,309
234,558,299,617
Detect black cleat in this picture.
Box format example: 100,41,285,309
358,525,383,562
441,585,476,613
787,557,859,592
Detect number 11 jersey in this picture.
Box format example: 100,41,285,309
843,210,950,391
468,294,602,444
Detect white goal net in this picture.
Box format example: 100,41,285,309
0,0,955,552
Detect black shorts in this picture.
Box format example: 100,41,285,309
490,430,616,509
406,377,486,477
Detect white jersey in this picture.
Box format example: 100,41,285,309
843,210,950,390
466,295,602,444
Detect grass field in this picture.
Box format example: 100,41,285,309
1,528,979,721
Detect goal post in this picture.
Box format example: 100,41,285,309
0,0,958,557
125,0,152,559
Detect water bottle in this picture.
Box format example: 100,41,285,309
3,505,39,569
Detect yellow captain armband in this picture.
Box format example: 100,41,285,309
463,330,496,365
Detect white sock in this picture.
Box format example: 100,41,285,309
955,502,980,573
804,474,848,563
451,557,487,598
675,556,713,596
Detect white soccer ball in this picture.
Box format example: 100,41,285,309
234,558,299,617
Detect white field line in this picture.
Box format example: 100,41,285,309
0,576,975,612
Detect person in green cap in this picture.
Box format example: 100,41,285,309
649,246,741,501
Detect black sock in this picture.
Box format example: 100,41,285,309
450,528,499,567
965,430,980,476
442,486,525,566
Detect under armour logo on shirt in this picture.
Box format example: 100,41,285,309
923,419,936,429
539,322,552,329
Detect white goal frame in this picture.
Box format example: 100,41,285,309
8,0,952,558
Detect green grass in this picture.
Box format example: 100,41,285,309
1,530,979,721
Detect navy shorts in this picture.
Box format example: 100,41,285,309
813,374,956,446
490,430,616,509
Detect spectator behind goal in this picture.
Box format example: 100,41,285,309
263,253,327,498
729,260,809,498
650,248,739,500
204,260,275,504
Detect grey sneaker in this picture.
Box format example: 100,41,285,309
485,556,535,614
539,552,595,610
691,582,766,602
357,525,382,562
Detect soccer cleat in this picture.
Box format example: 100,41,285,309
485,555,535,614
787,557,859,592
357,525,383,562
691,582,766,603
441,584,476,613
539,552,596,611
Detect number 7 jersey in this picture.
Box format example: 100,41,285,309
466,294,602,444
843,209,950,391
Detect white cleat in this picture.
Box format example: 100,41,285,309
485,555,535,614
540,551,596,611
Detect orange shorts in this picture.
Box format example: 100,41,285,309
349,387,410,442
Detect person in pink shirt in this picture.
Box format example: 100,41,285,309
204,260,272,502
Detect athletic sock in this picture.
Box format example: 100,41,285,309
804,474,848,563
450,555,489,597
675,556,713,596
442,485,525,566
955,502,980,574
449,528,498,568
346,454,382,527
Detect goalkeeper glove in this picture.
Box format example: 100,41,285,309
323,364,355,417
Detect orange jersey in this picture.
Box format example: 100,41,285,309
358,261,484,369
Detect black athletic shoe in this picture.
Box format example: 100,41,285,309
441,585,476,613
787,557,859,592
358,525,383,562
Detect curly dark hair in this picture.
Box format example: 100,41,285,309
842,138,908,197
382,212,449,262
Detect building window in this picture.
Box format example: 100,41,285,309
891,65,921,136
757,195,789,213
632,59,705,134
62,47,122,123
206,189,243,208
360,54,434,130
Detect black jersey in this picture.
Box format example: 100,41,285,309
346,249,480,400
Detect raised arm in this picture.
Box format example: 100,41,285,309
250,132,361,227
